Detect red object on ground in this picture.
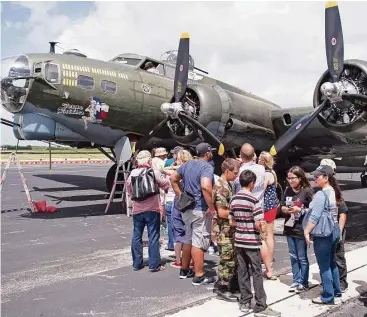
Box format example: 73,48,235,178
33,201,57,212
34,201,47,212
45,206,57,212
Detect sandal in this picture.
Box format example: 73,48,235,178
149,266,166,273
263,273,278,280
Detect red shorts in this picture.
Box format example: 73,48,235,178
264,206,277,222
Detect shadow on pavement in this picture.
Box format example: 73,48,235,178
345,201,367,243
32,174,107,192
20,202,125,219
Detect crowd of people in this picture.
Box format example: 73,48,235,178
125,142,349,317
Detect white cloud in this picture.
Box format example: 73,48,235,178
52,1,366,108
2,1,367,144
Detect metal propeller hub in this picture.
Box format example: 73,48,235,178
320,81,343,104
160,102,183,119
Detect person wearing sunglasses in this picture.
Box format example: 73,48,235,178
280,166,313,293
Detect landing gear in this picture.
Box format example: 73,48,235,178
361,172,367,188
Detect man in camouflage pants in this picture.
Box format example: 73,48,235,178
212,158,240,302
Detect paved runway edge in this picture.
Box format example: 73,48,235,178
161,246,367,317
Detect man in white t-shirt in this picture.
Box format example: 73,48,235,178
233,143,265,203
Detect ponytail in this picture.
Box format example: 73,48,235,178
328,175,342,203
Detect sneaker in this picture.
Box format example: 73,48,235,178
170,261,182,268
217,290,238,302
341,287,348,293
288,283,299,292
179,268,194,279
239,303,251,313
254,307,281,317
335,298,343,304
192,275,216,286
312,297,337,305
295,284,309,293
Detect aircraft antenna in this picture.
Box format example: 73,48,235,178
49,41,59,53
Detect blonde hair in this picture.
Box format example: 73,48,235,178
177,150,193,164
259,151,277,185
259,151,274,170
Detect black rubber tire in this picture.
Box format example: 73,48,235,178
106,164,124,194
361,175,367,188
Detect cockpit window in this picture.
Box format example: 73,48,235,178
141,60,164,75
77,75,94,89
45,63,59,83
112,57,141,66
165,65,175,79
8,55,31,78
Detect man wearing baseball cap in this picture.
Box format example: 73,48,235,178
170,142,216,285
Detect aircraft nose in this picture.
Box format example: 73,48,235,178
1,55,31,113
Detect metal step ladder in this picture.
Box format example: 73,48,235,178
104,160,132,216
104,137,134,216
1,152,36,214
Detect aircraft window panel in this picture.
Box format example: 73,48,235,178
101,80,117,94
112,57,142,66
77,75,94,90
34,62,42,73
283,113,292,126
156,64,164,75
165,65,175,79
45,63,60,84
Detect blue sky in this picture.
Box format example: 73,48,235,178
1,2,94,57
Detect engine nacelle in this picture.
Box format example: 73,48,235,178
313,59,367,144
169,84,277,149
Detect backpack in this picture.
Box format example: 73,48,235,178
131,168,159,201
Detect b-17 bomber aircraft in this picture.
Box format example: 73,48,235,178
1,1,367,193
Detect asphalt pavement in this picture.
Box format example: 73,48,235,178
1,164,367,317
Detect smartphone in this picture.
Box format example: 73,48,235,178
286,197,294,208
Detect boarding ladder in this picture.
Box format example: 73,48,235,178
104,138,135,217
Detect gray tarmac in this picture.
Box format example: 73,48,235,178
1,164,367,317
319,290,367,317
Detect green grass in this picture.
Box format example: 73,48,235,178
1,150,107,161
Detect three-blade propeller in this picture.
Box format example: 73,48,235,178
270,1,360,156
134,33,225,156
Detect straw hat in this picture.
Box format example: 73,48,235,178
136,150,151,165
154,147,168,157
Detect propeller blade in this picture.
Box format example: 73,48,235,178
174,33,190,102
133,117,169,153
270,100,328,156
342,94,367,109
178,112,225,156
325,1,344,82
